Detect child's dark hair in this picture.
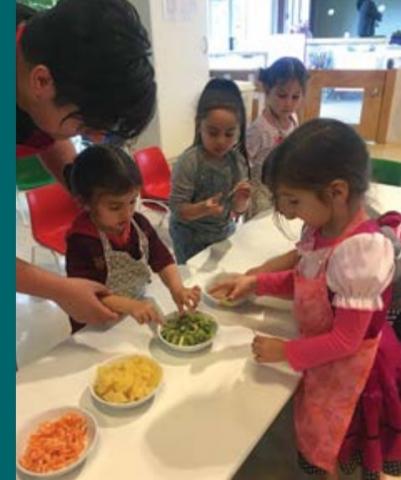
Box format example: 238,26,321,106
66,145,142,202
259,57,308,93
193,78,249,164
262,118,371,203
20,0,156,140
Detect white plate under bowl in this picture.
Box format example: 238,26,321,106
89,354,163,410
157,311,218,353
16,406,98,478
203,272,249,308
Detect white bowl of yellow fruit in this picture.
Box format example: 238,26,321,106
90,354,163,409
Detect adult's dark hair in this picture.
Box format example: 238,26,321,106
193,78,249,169
262,118,371,202
258,57,308,93
67,144,143,202
20,0,156,140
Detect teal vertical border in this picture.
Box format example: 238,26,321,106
1,1,16,478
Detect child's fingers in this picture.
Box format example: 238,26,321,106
208,281,231,295
191,290,201,304
145,303,163,323
227,285,244,300
206,192,223,205
254,354,265,363
252,335,265,347
212,192,223,201
183,291,198,310
152,311,164,324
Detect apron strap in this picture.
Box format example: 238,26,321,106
98,218,149,262
131,218,149,261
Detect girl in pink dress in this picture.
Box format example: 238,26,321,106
246,57,308,218
211,119,401,479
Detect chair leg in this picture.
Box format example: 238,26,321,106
16,190,29,226
31,245,36,265
51,251,62,273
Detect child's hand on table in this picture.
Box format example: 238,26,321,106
252,335,286,363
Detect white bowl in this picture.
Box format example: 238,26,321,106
89,354,163,410
157,311,218,353
252,295,293,310
203,272,249,308
16,406,98,478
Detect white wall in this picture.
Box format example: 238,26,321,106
149,0,209,158
130,0,210,160
128,1,161,153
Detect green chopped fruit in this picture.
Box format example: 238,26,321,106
160,311,217,347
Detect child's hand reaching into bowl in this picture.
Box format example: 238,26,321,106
171,285,201,314
208,274,257,302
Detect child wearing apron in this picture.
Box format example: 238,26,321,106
65,145,200,332
210,119,401,479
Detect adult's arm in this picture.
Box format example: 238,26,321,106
17,258,118,324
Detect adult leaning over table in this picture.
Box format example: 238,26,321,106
16,0,156,326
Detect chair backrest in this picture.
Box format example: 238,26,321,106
26,183,81,254
133,147,171,199
16,155,55,191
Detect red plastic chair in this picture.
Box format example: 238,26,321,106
26,183,81,270
133,146,171,225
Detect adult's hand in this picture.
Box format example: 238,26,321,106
17,259,118,324
52,277,119,325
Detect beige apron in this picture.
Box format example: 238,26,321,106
99,219,151,299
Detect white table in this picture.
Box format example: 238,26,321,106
17,300,299,480
16,182,400,480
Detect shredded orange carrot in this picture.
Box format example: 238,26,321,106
19,412,88,473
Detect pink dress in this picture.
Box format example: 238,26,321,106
245,112,297,218
256,212,401,478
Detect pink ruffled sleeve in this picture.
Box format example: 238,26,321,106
255,270,294,297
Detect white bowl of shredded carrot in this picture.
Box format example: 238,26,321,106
16,406,98,478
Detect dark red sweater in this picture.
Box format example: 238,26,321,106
66,211,174,332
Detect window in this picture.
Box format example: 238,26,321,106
208,0,274,53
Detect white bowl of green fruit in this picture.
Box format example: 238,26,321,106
158,311,218,352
